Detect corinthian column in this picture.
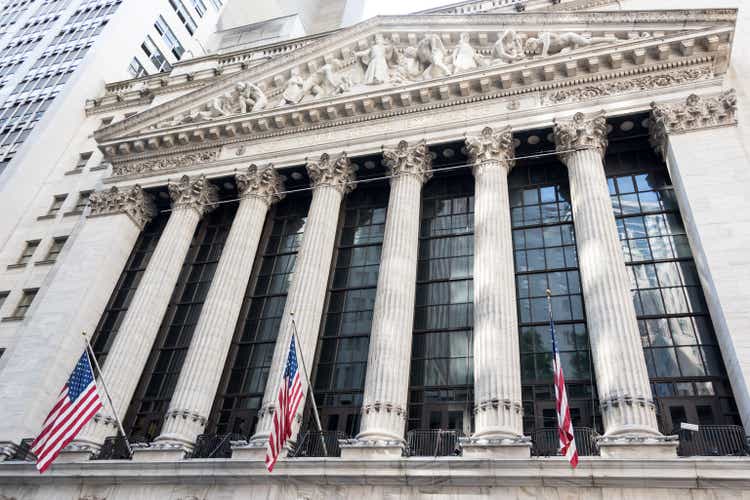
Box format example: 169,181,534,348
554,111,675,458
74,175,218,452
343,140,432,458
148,165,284,458
0,186,155,461
459,126,530,458
238,153,354,458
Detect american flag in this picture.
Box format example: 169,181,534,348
32,351,103,473
265,334,303,472
550,318,579,468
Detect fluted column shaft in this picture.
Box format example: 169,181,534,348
251,154,354,443
467,126,523,439
157,166,284,448
555,112,660,437
357,140,431,443
77,176,217,448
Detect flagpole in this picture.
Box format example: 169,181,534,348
289,313,328,458
81,332,132,457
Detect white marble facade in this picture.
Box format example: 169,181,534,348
1,1,750,498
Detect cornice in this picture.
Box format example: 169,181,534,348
93,9,736,143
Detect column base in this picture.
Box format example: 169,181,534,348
339,438,405,459
598,434,679,459
459,435,532,458
130,442,188,462
231,439,294,461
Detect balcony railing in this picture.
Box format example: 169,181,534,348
405,430,463,457
190,433,245,459
676,425,749,457
289,431,346,458
93,436,132,460
531,427,600,457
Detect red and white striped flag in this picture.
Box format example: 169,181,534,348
31,351,103,473
550,319,579,468
265,335,304,472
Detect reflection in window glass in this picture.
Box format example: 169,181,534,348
408,174,474,433
210,197,309,437
606,144,739,430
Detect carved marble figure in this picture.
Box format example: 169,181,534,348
451,32,483,74
524,32,613,57
301,58,352,99
418,34,451,79
280,68,305,105
392,46,423,82
355,33,393,85
492,30,525,64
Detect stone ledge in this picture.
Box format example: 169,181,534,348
1,456,749,488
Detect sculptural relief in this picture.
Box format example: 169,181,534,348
492,30,525,64
355,33,394,85
524,32,615,57
451,32,484,74
280,67,305,106
418,34,452,79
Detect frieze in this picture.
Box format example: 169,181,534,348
88,185,156,229
113,150,219,177
541,66,714,105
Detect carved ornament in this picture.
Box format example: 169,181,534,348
306,152,356,194
465,125,515,170
649,89,737,157
167,175,219,215
236,164,285,206
88,185,157,229
383,139,433,184
553,110,608,161
113,150,219,177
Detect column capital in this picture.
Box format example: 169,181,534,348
382,139,433,184
306,152,356,194
168,175,219,215
466,126,515,172
553,110,608,162
649,89,737,158
236,164,285,206
89,184,156,230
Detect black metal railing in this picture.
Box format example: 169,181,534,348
190,433,244,459
93,436,132,460
676,425,749,457
531,427,599,457
290,430,346,458
405,430,463,457
8,438,36,462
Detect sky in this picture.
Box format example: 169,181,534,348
362,0,456,18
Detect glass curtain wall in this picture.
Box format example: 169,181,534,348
124,202,236,442
311,186,388,437
408,173,475,434
605,139,740,432
508,161,600,434
209,196,310,437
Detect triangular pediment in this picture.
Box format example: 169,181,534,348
95,9,736,162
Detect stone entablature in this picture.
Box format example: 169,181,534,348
91,10,734,173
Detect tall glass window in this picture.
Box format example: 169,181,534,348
154,15,184,60
408,174,474,433
312,187,387,436
209,196,309,437
605,142,740,431
140,35,171,73
125,203,235,442
91,214,168,364
509,162,599,434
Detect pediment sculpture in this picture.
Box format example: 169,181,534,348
148,29,635,131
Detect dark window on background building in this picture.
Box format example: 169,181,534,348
605,141,740,431
168,0,197,35
124,202,235,442
140,35,171,73
209,196,309,437
408,173,475,434
509,162,600,434
154,15,185,60
311,186,388,437
91,214,168,365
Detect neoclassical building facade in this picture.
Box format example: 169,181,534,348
0,2,749,498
